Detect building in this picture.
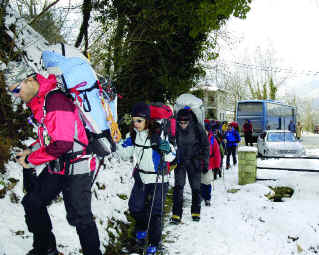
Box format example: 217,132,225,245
191,81,233,121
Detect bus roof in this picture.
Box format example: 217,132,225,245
237,100,296,108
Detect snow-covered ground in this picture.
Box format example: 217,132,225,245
163,148,319,255
1,138,319,255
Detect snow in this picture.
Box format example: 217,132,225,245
238,146,257,152
1,140,319,255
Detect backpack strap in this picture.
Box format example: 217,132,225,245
44,89,87,153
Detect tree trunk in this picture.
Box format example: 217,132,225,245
75,0,92,54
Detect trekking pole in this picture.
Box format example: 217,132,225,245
91,156,106,187
160,151,165,252
142,169,161,255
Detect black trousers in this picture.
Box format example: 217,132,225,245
22,167,101,255
244,133,253,146
226,146,237,167
129,180,168,247
172,160,201,218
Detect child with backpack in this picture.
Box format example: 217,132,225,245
116,102,176,255
200,122,221,206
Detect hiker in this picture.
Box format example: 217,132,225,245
225,123,241,169
288,120,296,133
116,102,176,255
200,122,221,206
170,108,209,223
296,121,303,140
6,65,102,255
214,128,225,170
243,119,253,146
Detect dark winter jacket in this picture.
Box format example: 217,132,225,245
288,122,296,132
176,120,209,170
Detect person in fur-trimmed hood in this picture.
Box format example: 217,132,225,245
170,107,209,224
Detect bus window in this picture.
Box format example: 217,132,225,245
237,102,263,115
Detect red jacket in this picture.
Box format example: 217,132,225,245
27,74,88,173
208,133,221,170
243,122,253,133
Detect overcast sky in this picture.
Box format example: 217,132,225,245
218,0,319,98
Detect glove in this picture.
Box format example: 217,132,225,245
158,140,171,154
202,167,209,174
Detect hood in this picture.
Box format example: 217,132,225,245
27,74,57,122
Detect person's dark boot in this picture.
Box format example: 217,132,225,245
170,215,181,225
191,213,200,222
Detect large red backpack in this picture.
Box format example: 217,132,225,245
149,103,176,144
149,103,176,174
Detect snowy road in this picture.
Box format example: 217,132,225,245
162,149,319,255
301,135,319,149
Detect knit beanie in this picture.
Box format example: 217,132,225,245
131,102,150,119
3,61,35,87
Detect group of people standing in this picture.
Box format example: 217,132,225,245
7,68,243,255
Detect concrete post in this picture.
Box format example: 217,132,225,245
238,146,258,185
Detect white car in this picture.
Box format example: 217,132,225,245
257,130,305,157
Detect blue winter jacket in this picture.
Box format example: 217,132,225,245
225,129,241,148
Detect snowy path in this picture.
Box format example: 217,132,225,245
162,156,319,255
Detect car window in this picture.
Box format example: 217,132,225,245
267,132,296,142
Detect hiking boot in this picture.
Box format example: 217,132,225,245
170,215,181,225
135,231,147,247
26,247,59,255
205,200,211,206
226,165,230,169
191,213,200,222
146,246,157,255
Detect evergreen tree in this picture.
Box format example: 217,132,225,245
94,0,251,116
269,77,277,100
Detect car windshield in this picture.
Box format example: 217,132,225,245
267,132,296,142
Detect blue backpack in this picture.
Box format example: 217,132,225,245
41,50,121,156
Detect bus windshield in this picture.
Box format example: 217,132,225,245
237,102,263,115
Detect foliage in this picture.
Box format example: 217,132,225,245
0,73,35,173
0,2,36,171
190,88,204,101
248,76,278,100
269,77,277,100
94,0,251,116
